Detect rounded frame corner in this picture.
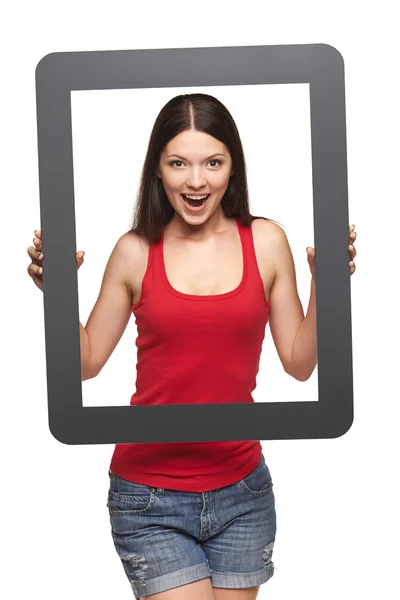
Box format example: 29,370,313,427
35,51,62,80
48,418,76,446
317,43,345,67
331,413,354,439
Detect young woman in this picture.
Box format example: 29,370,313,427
28,93,357,600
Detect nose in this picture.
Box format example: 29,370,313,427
186,167,207,189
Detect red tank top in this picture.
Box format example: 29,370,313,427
109,217,271,492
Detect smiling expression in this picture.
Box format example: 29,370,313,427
157,130,234,222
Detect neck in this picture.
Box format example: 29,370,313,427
167,208,234,241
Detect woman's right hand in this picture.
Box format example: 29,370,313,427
27,229,85,292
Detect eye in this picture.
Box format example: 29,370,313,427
169,159,222,168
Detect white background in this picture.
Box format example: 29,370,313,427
2,1,399,599
71,84,316,406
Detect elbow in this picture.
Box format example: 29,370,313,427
287,370,312,382
284,363,314,382
294,371,312,382
82,372,96,382
81,364,100,381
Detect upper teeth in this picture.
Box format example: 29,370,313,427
184,194,209,200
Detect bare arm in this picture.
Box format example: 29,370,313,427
266,223,317,381
28,231,97,378
288,277,317,381
80,323,92,380
28,230,139,381
81,233,141,380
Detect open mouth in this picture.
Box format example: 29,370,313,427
181,194,210,207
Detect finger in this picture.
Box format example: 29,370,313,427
33,235,42,252
27,263,43,277
348,244,357,259
33,230,42,246
349,231,357,242
27,245,43,264
349,224,355,232
76,250,85,269
349,261,356,275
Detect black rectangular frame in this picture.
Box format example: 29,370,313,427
35,43,353,444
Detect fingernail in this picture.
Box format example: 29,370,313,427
37,253,43,259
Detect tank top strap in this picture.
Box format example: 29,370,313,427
148,231,158,265
148,227,164,271
235,217,261,283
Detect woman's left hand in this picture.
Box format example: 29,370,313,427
306,224,357,277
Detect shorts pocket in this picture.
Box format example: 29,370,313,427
238,457,273,497
107,472,155,514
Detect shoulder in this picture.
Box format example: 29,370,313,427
115,230,150,260
251,217,288,252
251,218,293,277
109,231,150,285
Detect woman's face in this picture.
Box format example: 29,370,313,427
157,129,234,224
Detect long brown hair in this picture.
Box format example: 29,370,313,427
129,93,279,244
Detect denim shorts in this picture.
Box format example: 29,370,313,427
107,454,276,599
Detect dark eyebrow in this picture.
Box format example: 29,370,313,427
166,153,226,160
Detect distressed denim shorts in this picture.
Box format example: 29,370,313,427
107,454,276,599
